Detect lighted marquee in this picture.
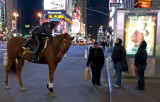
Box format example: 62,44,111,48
124,13,157,56
44,0,66,10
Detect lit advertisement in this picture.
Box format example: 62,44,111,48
138,0,152,8
44,0,66,10
124,13,157,56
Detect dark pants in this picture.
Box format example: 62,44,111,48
113,61,121,86
32,34,42,58
137,65,146,90
91,68,101,85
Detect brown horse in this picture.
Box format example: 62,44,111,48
5,33,73,96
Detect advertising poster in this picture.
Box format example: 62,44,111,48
125,13,157,56
44,0,66,10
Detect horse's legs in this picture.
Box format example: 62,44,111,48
5,58,15,88
47,63,58,96
16,57,25,91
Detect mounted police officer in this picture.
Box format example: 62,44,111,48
23,17,60,62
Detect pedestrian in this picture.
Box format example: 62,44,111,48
111,38,126,88
135,40,147,90
87,42,104,86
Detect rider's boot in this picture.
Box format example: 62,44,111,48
32,46,39,62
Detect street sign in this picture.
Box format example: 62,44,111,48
110,3,121,7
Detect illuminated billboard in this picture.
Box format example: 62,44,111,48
44,0,66,10
137,0,152,8
124,13,157,56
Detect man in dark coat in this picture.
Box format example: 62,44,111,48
87,42,104,86
111,38,126,88
135,40,147,90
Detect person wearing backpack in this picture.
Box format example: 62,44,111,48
87,42,104,86
111,38,126,88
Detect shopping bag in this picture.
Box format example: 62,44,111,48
134,65,138,76
84,67,91,81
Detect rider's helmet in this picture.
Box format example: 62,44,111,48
51,17,60,23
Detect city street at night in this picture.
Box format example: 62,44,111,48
1,0,160,102
0,45,109,102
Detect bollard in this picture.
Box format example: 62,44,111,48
87,46,90,51
64,54,67,58
3,53,8,67
84,50,87,59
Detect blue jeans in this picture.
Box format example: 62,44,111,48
137,65,146,90
113,61,121,86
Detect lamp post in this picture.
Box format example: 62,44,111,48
13,12,19,35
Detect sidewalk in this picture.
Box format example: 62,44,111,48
105,54,160,102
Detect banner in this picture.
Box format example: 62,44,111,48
124,13,157,56
12,20,16,30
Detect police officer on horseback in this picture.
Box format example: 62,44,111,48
23,17,60,62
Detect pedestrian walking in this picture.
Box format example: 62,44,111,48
87,42,104,86
135,40,147,90
111,38,126,88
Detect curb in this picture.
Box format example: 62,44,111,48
105,58,112,102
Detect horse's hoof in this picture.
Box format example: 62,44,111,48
21,87,26,91
48,91,56,97
5,85,10,89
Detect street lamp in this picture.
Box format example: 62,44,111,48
38,13,42,25
13,12,19,34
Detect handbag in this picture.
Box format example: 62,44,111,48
84,67,91,81
119,57,128,72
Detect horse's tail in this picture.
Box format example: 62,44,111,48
10,59,17,74
7,59,17,74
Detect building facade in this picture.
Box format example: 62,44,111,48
72,0,87,39
5,0,18,35
0,0,5,33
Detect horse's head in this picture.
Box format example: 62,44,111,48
56,33,74,58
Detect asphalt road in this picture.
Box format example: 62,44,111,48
0,45,109,102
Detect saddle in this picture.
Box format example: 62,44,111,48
22,37,49,55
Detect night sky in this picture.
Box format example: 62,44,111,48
17,0,43,34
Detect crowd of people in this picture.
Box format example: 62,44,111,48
87,38,147,90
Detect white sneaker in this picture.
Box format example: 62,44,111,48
114,84,120,88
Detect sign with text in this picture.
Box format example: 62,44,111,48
12,20,16,30
110,3,121,7
137,0,152,8
44,0,66,10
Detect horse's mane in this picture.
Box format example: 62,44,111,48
51,33,71,58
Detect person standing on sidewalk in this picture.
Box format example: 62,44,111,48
87,42,104,86
111,38,126,88
135,40,147,90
